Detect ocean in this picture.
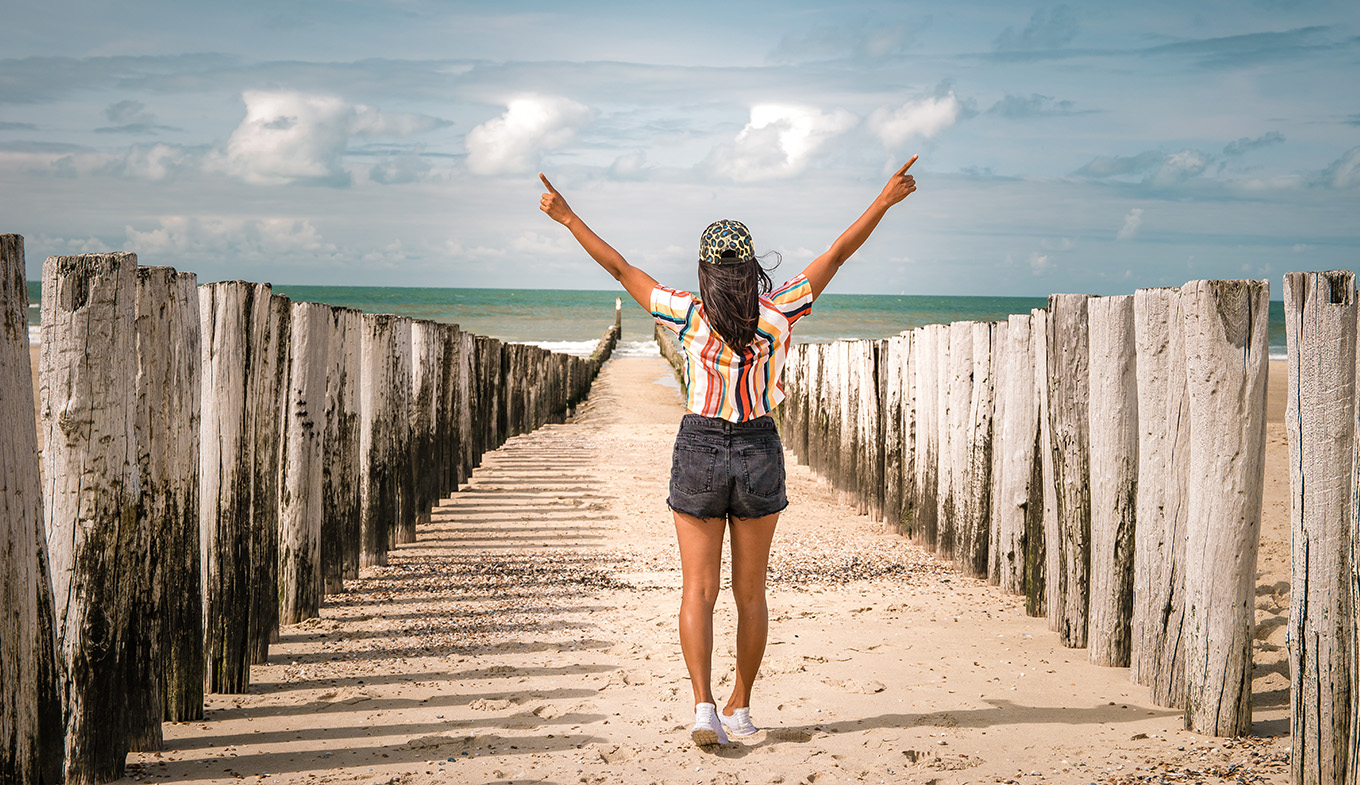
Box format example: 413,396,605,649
24,281,1289,359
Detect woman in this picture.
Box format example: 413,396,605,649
538,158,918,746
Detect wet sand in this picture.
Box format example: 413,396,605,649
58,354,1288,785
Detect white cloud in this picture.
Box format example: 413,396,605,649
464,96,594,176
867,93,960,150
1324,146,1360,189
1149,150,1209,187
703,104,857,182
210,91,445,186
1029,252,1051,274
124,215,336,258
1116,207,1144,241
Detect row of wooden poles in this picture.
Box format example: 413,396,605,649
775,280,1268,741
0,235,619,785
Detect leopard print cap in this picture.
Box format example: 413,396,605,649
698,219,755,265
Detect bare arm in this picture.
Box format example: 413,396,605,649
538,173,658,310
801,155,918,300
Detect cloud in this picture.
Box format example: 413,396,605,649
608,149,652,181
125,215,337,259
1029,252,1052,274
1116,208,1144,241
0,121,37,131
994,6,1080,51
702,104,857,182
464,96,594,176
95,99,179,135
1323,146,1360,189
1140,25,1339,69
368,153,433,185
987,93,1088,118
768,19,926,63
210,90,446,186
1075,149,1211,186
1222,131,1284,157
98,142,200,180
868,93,962,150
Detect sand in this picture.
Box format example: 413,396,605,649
25,349,1292,783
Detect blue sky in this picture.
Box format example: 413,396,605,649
1,1,1356,296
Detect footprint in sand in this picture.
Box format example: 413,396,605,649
468,697,515,711
765,728,815,742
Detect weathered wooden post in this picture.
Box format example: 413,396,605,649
360,314,399,568
988,321,1008,585
959,320,994,577
323,306,362,590
912,325,939,544
996,313,1038,597
899,332,916,534
158,270,203,721
1047,293,1092,648
0,235,63,785
200,280,269,694
883,336,905,527
457,330,475,483
279,301,329,625
1032,308,1054,620
1283,271,1356,779
438,323,462,498
392,316,415,545
411,320,439,525
249,293,290,664
1131,287,1188,708
1181,278,1267,737
1086,295,1138,668
131,266,202,746
940,322,973,561
42,251,139,783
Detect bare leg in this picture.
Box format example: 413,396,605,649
723,512,779,714
673,510,726,705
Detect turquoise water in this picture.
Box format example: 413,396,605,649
24,281,1289,355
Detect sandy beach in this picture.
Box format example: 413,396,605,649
27,348,1291,783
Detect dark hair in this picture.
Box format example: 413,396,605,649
697,251,779,349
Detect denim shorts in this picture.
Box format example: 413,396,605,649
667,413,788,520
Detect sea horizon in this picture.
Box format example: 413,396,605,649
24,280,1290,359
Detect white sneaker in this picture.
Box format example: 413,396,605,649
690,702,730,746
719,706,759,737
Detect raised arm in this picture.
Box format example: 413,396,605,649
801,156,918,300
538,173,658,310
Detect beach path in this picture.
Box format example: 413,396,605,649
114,355,1290,785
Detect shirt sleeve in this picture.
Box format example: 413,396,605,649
650,284,695,335
768,274,814,326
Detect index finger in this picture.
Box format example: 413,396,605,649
895,155,919,176
538,172,558,194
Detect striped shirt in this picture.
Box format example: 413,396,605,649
651,274,814,422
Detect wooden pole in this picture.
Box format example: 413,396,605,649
883,336,905,528
249,293,290,664
1131,287,1189,708
130,266,203,748
1181,278,1267,737
323,307,361,590
959,320,994,577
279,302,328,626
1086,295,1138,668
1032,308,1054,621
1046,293,1092,648
199,281,267,694
996,313,1037,596
158,270,203,722
941,321,972,561
912,325,939,545
411,320,439,526
900,332,916,536
988,321,1008,585
437,323,462,499
392,317,415,545
359,314,398,568
0,234,63,785
41,251,139,784
1283,270,1356,779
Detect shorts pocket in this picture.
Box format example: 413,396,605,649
672,440,719,494
738,437,785,499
